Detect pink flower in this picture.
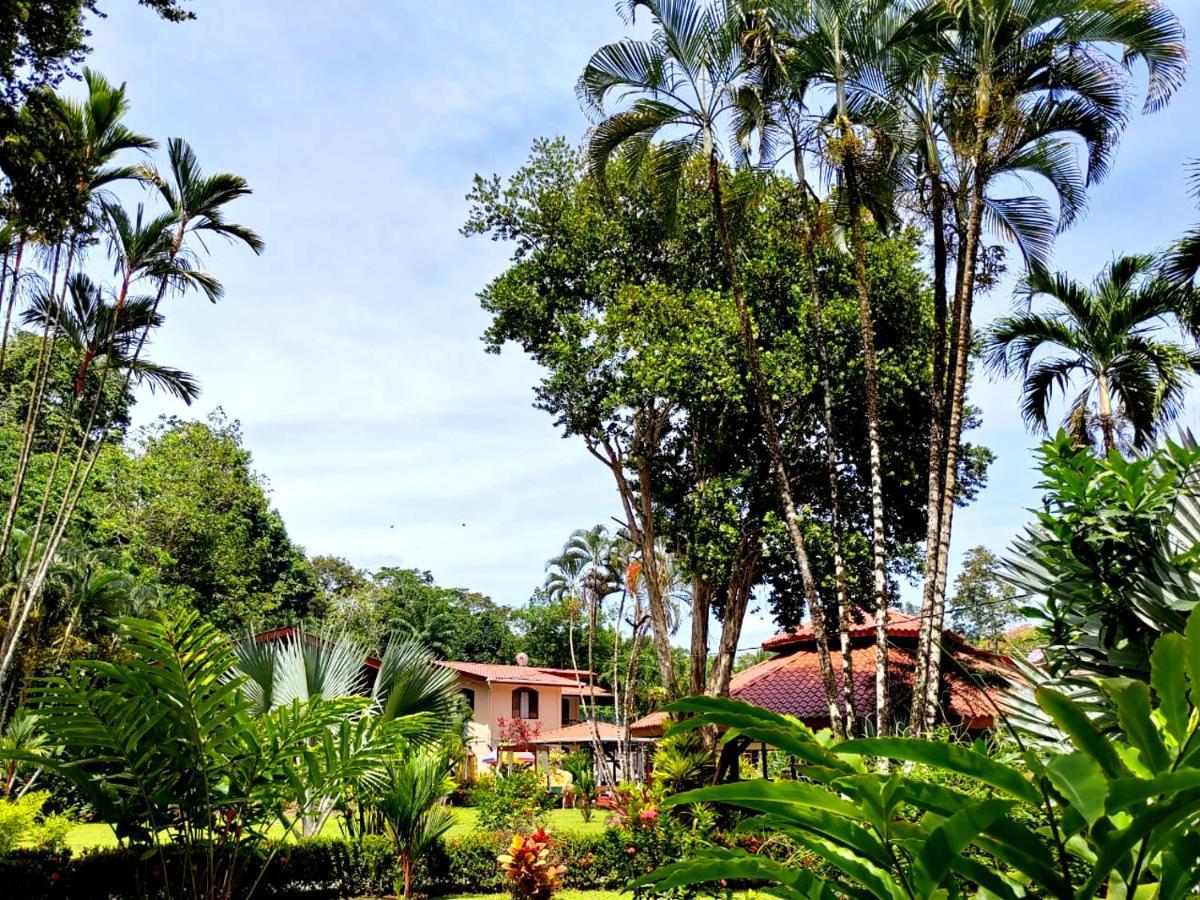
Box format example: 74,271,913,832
637,806,659,823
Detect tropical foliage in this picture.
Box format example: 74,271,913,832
2,610,399,900
637,605,1200,899
985,257,1199,454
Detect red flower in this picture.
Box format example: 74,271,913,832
637,806,659,823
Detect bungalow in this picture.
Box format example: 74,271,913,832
436,657,613,776
631,610,1010,737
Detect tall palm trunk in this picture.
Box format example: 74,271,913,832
800,198,857,734
0,236,26,373
918,144,988,733
912,160,951,734
1096,370,1117,454
840,133,890,736
0,243,65,567
707,149,843,735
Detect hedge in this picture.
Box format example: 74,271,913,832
0,827,680,898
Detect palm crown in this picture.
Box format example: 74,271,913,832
984,254,1200,454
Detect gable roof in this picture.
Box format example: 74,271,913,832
435,660,594,688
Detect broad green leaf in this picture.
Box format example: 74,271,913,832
627,848,805,893
668,779,864,821
837,737,1041,806
1107,770,1200,811
1036,687,1126,778
912,799,1015,896
1107,680,1171,774
1045,751,1108,826
1150,633,1191,744
1187,607,1200,708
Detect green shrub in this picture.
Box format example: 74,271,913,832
0,829,690,898
468,769,554,832
0,792,72,853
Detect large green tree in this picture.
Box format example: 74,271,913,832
91,412,316,632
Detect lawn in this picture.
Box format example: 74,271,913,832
62,806,604,851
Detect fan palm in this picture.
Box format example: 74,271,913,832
580,0,841,724
234,627,460,740
985,255,1199,455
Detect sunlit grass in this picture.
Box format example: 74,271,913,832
62,806,605,851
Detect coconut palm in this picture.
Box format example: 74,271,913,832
580,0,841,725
985,255,1199,456
374,750,456,900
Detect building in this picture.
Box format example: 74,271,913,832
253,627,613,776
435,659,612,776
631,611,1010,736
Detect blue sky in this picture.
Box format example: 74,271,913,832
86,1,1200,650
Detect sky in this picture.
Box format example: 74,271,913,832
84,0,1200,651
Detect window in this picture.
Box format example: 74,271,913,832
562,698,572,725
461,688,475,712
512,687,539,719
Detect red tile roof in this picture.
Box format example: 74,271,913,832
630,710,668,737
761,611,957,651
731,643,1004,726
436,660,592,687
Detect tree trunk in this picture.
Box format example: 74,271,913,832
918,151,987,734
841,136,890,737
689,577,709,697
0,236,25,373
636,454,678,700
588,432,678,702
801,209,857,735
1097,370,1116,455
707,150,843,734
706,537,760,697
912,161,950,734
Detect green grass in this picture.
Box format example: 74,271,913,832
444,807,604,839
62,806,605,851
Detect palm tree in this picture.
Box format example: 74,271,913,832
22,273,198,402
1166,159,1200,289
734,0,863,735
394,597,454,658
374,750,455,900
0,71,155,572
905,0,1185,733
775,0,909,734
234,628,460,735
579,0,842,729
985,255,1198,455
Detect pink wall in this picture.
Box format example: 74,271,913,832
483,682,564,744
